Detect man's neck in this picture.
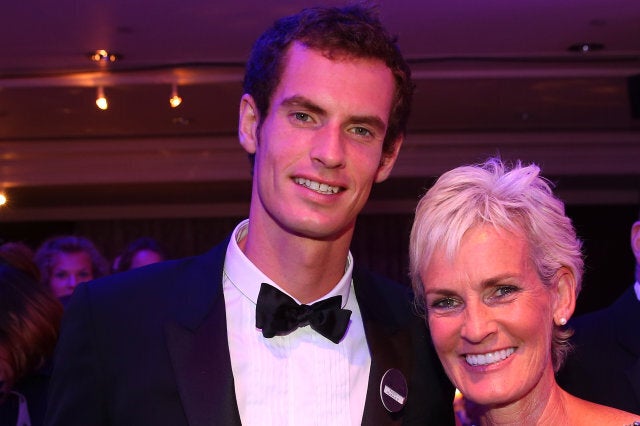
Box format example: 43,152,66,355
239,222,352,304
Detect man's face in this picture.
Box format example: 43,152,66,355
240,42,400,242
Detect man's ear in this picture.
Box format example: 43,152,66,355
631,221,640,263
553,267,577,325
374,136,403,183
238,94,259,154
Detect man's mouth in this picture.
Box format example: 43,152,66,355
294,177,341,194
465,347,515,366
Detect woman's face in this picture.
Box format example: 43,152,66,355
130,249,163,269
49,251,93,298
420,225,558,407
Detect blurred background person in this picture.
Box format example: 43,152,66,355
113,236,168,273
0,241,39,281
34,235,109,300
0,242,64,426
557,212,640,414
409,157,639,424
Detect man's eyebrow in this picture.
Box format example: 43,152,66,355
349,115,386,133
281,95,387,132
280,95,326,116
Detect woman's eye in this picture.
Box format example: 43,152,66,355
494,285,519,298
431,297,460,310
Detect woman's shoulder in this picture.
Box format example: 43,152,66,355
567,393,639,425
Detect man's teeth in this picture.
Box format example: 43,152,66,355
294,178,339,194
466,348,515,366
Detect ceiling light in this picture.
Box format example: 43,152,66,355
0,192,7,206
169,83,183,108
89,49,121,63
567,42,604,53
96,86,108,110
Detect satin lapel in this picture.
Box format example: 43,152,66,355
164,239,241,426
629,358,640,409
353,266,413,425
613,287,640,407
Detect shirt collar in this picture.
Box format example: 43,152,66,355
634,281,640,302
224,219,353,308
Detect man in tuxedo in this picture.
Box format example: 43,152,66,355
557,214,640,414
44,5,454,425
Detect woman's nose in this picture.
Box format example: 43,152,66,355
68,275,79,288
460,302,497,343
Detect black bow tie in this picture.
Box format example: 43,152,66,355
255,283,352,344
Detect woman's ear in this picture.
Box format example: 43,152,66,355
238,94,259,154
553,267,577,325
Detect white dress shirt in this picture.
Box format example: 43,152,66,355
223,220,371,425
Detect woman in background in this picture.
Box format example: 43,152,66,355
0,242,64,426
34,235,109,299
409,157,639,424
113,236,167,272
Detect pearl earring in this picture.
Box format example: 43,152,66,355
558,317,567,326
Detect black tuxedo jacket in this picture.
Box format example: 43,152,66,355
557,285,640,414
45,238,454,425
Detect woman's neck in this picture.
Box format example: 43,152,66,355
474,371,571,425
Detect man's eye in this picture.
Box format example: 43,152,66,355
293,112,311,122
350,126,372,137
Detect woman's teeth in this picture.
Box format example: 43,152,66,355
465,348,515,366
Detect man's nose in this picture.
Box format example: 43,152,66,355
310,125,346,169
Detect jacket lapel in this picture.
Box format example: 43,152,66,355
629,358,640,410
353,266,413,425
613,287,640,407
164,239,242,426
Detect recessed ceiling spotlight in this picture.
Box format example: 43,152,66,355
169,83,183,108
89,49,121,63
567,42,604,53
95,86,108,110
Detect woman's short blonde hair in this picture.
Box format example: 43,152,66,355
409,157,583,371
